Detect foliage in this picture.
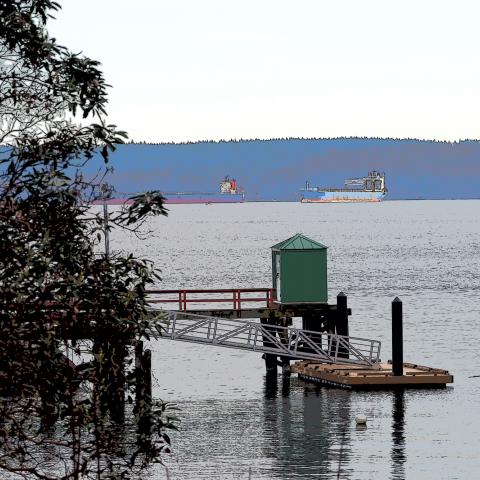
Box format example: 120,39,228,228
0,1,171,478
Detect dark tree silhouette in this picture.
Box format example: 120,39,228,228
0,1,174,478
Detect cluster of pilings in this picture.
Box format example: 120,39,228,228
260,291,351,375
52,336,155,446
28,332,154,443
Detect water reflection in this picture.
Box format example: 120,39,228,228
281,374,291,398
263,372,292,399
262,376,353,479
322,388,352,479
264,372,278,398
391,390,406,480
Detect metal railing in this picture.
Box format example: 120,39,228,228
149,311,381,367
147,288,276,311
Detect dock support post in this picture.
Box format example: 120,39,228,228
260,317,278,375
93,339,126,423
134,340,143,402
278,316,290,375
392,297,404,376
302,312,310,331
110,343,126,424
143,349,152,409
135,341,152,449
92,339,109,418
336,292,349,358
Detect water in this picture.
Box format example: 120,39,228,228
110,200,480,479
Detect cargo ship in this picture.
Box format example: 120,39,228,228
93,176,245,205
300,171,387,203
163,176,245,204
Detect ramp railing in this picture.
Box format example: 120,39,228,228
147,288,276,311
150,311,381,367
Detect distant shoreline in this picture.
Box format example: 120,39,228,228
125,137,480,146
93,197,480,206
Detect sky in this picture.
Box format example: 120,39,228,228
50,0,480,143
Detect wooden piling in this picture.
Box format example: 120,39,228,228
109,343,126,424
143,349,152,404
260,317,278,375
301,312,312,331
134,341,143,418
38,338,59,431
92,339,109,418
92,339,126,422
135,341,152,448
336,292,349,359
392,297,403,376
278,316,291,375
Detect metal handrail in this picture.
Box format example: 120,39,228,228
149,311,381,367
147,288,276,311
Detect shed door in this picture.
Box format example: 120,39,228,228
275,253,281,302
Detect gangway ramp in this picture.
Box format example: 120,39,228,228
149,311,381,367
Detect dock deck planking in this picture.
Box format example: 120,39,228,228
292,361,453,388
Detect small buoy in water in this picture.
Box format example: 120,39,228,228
355,415,367,425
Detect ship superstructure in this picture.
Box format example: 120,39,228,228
220,176,238,194
164,176,244,204
300,171,387,203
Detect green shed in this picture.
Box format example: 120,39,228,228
271,233,328,304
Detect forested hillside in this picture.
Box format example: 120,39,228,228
89,138,480,200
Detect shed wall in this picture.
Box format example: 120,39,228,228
280,250,328,303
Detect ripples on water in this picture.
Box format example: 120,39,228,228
107,200,479,479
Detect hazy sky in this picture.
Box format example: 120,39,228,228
50,0,480,142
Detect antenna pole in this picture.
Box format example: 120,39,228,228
101,183,113,260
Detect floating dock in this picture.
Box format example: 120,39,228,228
292,360,453,389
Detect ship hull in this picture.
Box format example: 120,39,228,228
301,198,382,203
301,190,386,203
164,193,244,204
93,193,245,205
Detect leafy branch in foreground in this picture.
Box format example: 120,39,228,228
0,1,174,478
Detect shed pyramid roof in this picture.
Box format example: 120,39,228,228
271,233,327,250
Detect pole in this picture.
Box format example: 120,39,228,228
103,200,110,260
279,315,291,376
392,297,403,376
260,317,278,375
336,292,349,359
143,349,152,405
135,342,152,449
101,183,112,260
110,343,126,424
135,341,144,415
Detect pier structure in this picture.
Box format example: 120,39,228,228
147,233,453,389
146,292,453,389
38,233,451,435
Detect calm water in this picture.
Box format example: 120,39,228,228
111,200,480,480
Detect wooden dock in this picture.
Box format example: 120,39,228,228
292,360,454,389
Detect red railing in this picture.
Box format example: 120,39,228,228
147,288,276,311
